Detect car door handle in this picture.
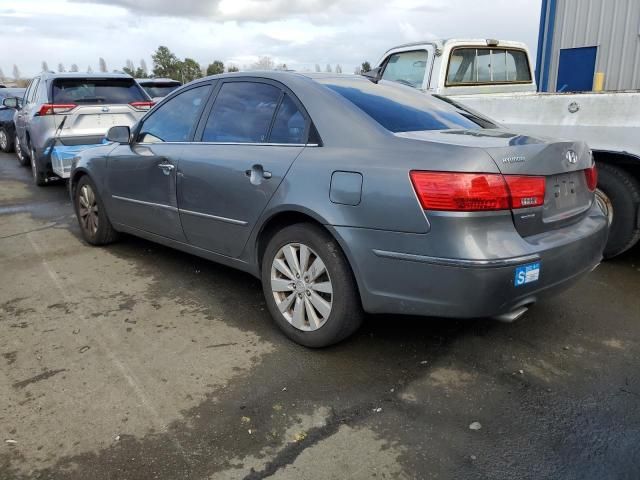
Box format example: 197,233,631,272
245,165,272,181
158,163,175,175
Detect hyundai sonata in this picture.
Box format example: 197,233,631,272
70,72,608,347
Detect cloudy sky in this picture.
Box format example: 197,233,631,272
0,0,541,78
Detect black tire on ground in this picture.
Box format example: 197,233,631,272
596,162,640,258
15,134,29,166
261,222,364,348
74,175,119,246
0,128,13,153
30,145,48,186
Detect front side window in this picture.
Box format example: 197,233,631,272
381,50,429,88
323,79,482,133
202,82,281,143
446,48,532,85
138,85,210,143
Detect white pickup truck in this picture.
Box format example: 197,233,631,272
372,39,640,258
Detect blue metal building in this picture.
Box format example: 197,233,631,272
536,0,640,92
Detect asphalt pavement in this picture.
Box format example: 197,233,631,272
0,151,639,480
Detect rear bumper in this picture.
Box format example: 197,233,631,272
334,204,608,318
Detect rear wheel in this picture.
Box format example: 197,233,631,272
30,145,48,186
15,134,28,166
596,162,640,258
0,128,13,153
74,175,118,245
261,223,363,347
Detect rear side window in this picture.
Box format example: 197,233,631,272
202,82,281,143
446,48,532,85
324,80,482,133
269,95,306,144
381,50,428,88
138,85,210,143
52,78,148,104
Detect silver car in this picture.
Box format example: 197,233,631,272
69,72,608,347
11,72,153,185
136,78,182,102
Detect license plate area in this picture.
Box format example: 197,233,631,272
549,172,580,209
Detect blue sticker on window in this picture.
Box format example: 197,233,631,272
514,262,540,287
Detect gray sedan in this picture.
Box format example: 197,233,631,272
70,72,608,347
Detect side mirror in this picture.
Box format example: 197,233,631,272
362,67,383,83
106,125,131,144
2,97,19,109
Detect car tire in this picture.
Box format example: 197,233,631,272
30,145,48,186
15,134,28,166
261,223,363,347
595,162,640,258
74,175,119,246
0,128,13,153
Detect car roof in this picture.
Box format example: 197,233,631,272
136,78,181,84
37,71,134,80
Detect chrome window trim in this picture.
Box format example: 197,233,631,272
179,209,248,226
112,195,177,212
135,141,318,147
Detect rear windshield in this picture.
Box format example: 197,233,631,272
322,79,484,133
52,78,147,104
141,83,181,98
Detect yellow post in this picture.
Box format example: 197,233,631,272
593,72,605,92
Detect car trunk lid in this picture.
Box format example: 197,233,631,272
397,129,595,236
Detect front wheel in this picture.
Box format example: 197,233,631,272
261,223,363,347
74,175,118,245
0,128,13,153
596,162,640,258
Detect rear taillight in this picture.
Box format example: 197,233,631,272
584,165,598,192
36,103,76,116
129,101,155,111
410,171,546,212
504,176,546,208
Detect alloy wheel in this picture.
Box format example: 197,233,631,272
0,130,7,151
270,243,333,331
15,135,25,163
595,188,614,226
78,184,99,236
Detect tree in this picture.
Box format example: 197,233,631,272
123,59,135,76
41,61,49,72
58,63,65,73
87,65,93,73
12,65,20,80
140,59,148,76
180,58,202,83
0,67,4,80
361,61,371,73
335,64,342,74
251,56,275,71
325,64,332,73
70,64,79,72
134,67,148,78
227,64,239,72
152,46,181,79
315,64,321,73
206,60,224,76
99,57,108,73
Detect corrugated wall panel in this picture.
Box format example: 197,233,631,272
547,0,640,91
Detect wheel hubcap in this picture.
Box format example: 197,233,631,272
595,188,613,226
78,184,99,236
270,243,333,332
0,130,7,150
